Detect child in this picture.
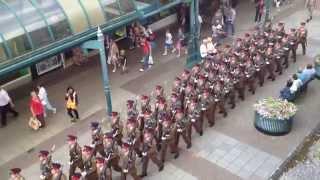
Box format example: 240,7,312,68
172,28,187,57
119,50,128,74
163,29,173,55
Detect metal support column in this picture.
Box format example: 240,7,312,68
186,0,200,68
264,0,272,23
82,27,112,116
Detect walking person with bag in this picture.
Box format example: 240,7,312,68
30,91,45,128
0,87,18,127
139,38,151,72
65,86,79,123
37,85,56,117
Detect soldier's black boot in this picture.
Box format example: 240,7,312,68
159,164,164,171
187,143,192,149
174,152,180,159
140,173,147,178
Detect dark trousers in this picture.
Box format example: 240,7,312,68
36,114,45,128
0,103,18,126
298,41,306,55
255,8,262,22
67,108,79,119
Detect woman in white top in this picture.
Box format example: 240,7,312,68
290,74,303,94
163,29,173,55
37,85,56,117
200,39,208,59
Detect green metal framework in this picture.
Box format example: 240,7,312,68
0,0,200,76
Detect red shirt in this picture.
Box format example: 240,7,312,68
142,41,150,55
30,97,44,115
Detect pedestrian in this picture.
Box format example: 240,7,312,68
109,40,120,73
37,85,56,117
65,86,79,122
225,6,236,36
72,47,85,66
9,168,25,180
119,49,128,74
162,29,174,56
172,28,187,57
0,87,18,127
30,91,45,128
290,74,303,94
139,38,151,72
305,0,316,22
254,0,264,23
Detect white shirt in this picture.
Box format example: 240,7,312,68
0,89,11,106
200,43,208,58
206,42,216,54
38,87,48,105
198,15,203,24
290,79,303,93
165,32,173,44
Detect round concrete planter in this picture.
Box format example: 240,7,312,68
254,111,294,136
315,55,320,79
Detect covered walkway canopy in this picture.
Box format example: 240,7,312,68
0,0,186,77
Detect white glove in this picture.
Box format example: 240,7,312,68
81,171,87,177
40,175,45,179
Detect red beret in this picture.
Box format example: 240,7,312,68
143,110,152,116
127,100,134,105
10,168,21,175
67,134,77,141
141,95,149,100
203,88,210,94
71,173,82,180
104,131,113,139
199,74,206,80
245,33,250,37
176,108,183,114
300,22,306,26
52,163,61,170
155,85,162,90
127,117,137,124
38,150,49,157
122,141,131,148
90,121,99,128
158,97,166,104
111,112,119,117
83,145,93,152
236,38,242,41
171,93,178,98
174,77,181,82
96,157,105,164
183,69,190,74
225,44,231,48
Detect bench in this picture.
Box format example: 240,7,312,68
280,77,315,102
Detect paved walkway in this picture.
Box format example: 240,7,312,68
1,0,320,179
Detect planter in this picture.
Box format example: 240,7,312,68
315,55,320,79
254,111,293,136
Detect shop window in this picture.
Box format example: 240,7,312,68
0,44,7,62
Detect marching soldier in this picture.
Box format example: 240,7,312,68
39,150,53,180
110,112,123,146
265,46,276,81
138,95,151,135
288,28,298,62
253,52,266,87
51,163,67,180
223,75,236,109
274,42,284,75
91,122,106,157
96,157,112,180
125,117,143,158
140,129,164,177
183,82,197,111
297,22,308,55
186,98,203,137
200,89,215,127
174,108,192,149
275,22,286,41
120,140,141,180
181,69,191,88
160,117,178,162
213,80,228,118
103,132,122,173
9,168,25,180
169,93,182,119
155,97,169,148
281,35,290,69
81,146,98,180
230,61,245,101
126,100,138,119
172,77,184,107
244,60,256,94
67,135,84,180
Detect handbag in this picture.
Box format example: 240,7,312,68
28,117,42,130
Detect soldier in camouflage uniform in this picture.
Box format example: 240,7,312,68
140,129,164,177
199,89,215,127
103,132,122,174
110,112,123,146
174,108,191,149
297,22,307,55
67,135,84,180
90,122,106,157
51,163,67,180
9,168,25,180
96,157,112,180
253,52,266,87
186,98,203,137
244,59,256,94
39,150,52,180
126,100,138,119
212,80,228,118
264,46,276,81
288,28,298,62
274,41,284,75
281,35,290,69
138,95,151,136
120,141,141,180
160,117,178,162
81,146,98,180
169,93,182,121
125,117,143,158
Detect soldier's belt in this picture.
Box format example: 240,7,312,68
123,169,129,173
214,98,220,102
142,152,148,156
256,68,260,72
266,61,270,65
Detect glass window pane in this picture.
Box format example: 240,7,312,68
35,0,72,39
100,0,124,20
81,0,105,27
0,5,32,57
8,0,52,48
118,0,135,13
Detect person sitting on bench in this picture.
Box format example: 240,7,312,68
280,80,295,101
290,74,302,94
302,64,316,82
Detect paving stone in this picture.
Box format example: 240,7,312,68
238,169,253,179
226,164,242,174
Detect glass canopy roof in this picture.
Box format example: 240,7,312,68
0,0,176,65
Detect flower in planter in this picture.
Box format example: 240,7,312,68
254,97,298,120
315,55,320,65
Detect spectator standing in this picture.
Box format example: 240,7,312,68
305,0,316,22
139,38,151,72
65,86,79,122
109,40,120,73
30,91,45,128
225,6,236,36
146,27,156,65
200,39,208,59
254,0,264,23
119,50,128,74
302,64,316,81
162,29,174,56
0,87,18,127
37,85,56,117
290,74,303,94
172,28,187,57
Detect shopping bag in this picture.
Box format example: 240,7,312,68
28,117,41,130
148,55,154,65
